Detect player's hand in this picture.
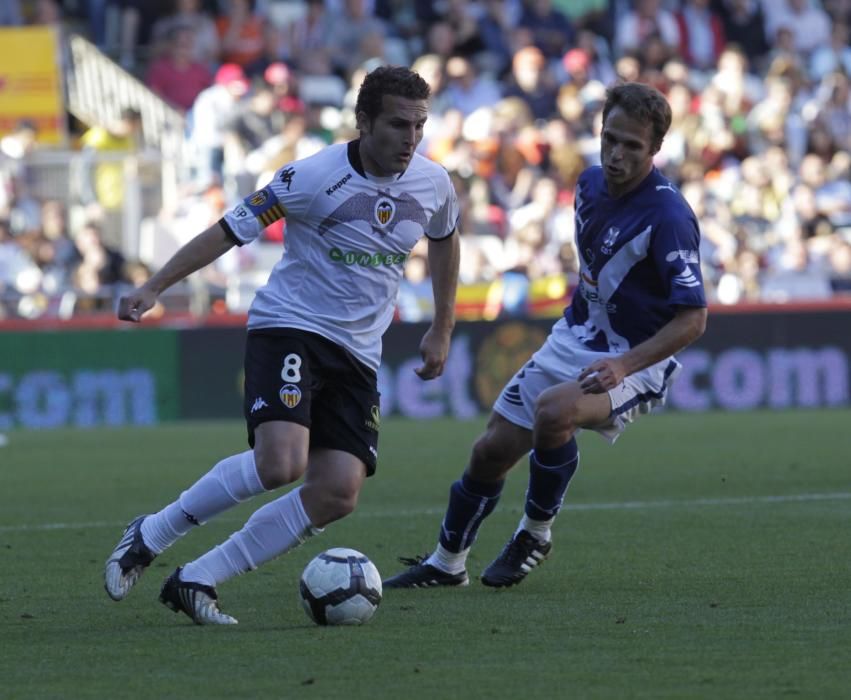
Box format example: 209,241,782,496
415,325,451,380
117,287,158,323
578,357,627,394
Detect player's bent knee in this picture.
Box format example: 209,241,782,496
534,395,580,441
302,484,359,526
253,449,307,489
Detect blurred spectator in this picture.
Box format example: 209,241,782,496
33,200,80,295
615,0,680,58
70,220,127,312
478,0,514,74
243,22,286,78
518,0,575,61
439,0,486,58
503,46,558,120
79,108,144,211
188,63,249,187
146,25,213,112
714,0,769,66
151,0,220,67
675,0,726,72
0,121,39,197
809,21,851,81
765,0,832,57
224,78,287,190
0,217,35,318
280,0,328,70
443,56,502,117
321,0,388,74
573,29,616,86
216,0,264,68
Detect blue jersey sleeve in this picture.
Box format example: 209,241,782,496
651,214,707,308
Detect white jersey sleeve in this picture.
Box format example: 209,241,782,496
426,170,460,240
221,164,313,245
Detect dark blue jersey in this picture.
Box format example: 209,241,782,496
565,166,706,352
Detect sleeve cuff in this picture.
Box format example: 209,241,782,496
219,218,244,247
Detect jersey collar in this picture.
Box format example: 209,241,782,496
348,139,408,183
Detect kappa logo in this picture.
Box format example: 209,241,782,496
279,167,295,191
601,227,620,255
326,172,351,196
279,384,302,408
250,397,269,414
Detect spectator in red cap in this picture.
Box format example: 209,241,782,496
263,61,304,115
188,63,250,187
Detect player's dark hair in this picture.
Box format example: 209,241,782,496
602,82,672,153
355,66,431,123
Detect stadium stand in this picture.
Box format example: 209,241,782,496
0,0,849,322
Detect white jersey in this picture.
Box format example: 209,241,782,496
221,141,459,370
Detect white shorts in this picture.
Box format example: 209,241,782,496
493,318,682,443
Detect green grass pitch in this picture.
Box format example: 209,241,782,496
1,410,850,699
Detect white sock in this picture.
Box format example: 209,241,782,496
426,543,470,575
181,486,320,587
516,514,555,543
140,450,266,554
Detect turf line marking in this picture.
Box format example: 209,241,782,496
2,492,850,533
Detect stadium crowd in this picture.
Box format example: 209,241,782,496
1,0,850,321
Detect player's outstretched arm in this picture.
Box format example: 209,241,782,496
579,306,707,394
416,232,460,380
117,222,236,322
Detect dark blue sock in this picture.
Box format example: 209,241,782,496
438,474,504,553
525,438,579,521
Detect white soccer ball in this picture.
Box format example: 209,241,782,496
299,548,382,626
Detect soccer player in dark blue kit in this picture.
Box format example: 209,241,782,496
385,82,708,588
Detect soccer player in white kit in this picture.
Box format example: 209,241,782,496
384,82,708,590
104,66,461,624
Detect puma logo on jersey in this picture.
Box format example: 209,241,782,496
656,184,677,193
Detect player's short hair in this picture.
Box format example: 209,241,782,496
602,82,672,153
354,66,431,123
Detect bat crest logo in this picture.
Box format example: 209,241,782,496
375,199,394,226
279,384,302,408
318,189,427,238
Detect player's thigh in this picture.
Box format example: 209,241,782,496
535,382,613,433
253,421,310,487
309,356,381,477
243,330,315,479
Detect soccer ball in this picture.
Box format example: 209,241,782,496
299,548,382,626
